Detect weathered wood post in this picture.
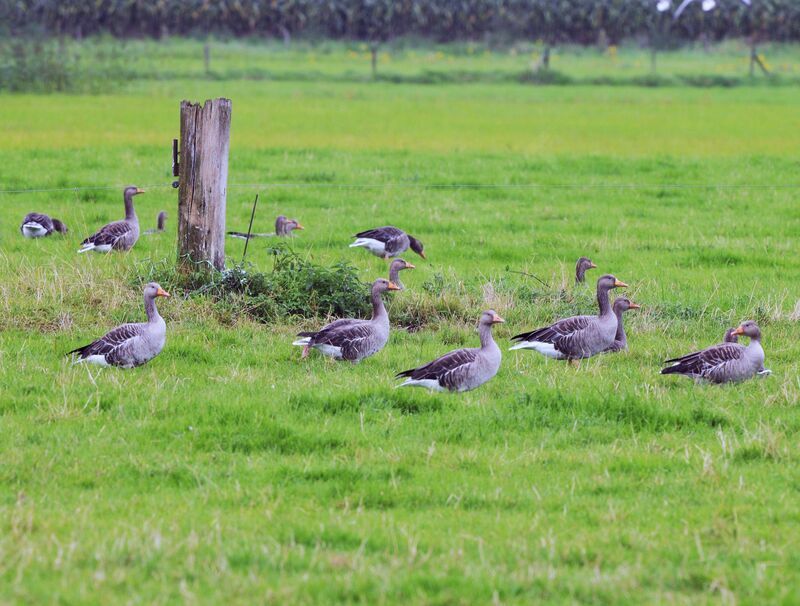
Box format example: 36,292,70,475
177,98,231,274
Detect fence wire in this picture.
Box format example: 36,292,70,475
1,182,799,195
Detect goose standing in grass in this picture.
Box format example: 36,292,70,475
604,297,640,353
292,278,400,362
143,211,167,235
509,274,628,361
350,226,426,260
661,320,769,383
19,213,68,238
396,310,504,392
388,258,415,290
78,186,143,253
575,256,597,284
67,282,169,368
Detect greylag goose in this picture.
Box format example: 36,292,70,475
509,274,628,360
575,257,597,284
276,215,304,237
350,226,426,260
292,278,400,362
143,211,167,235
604,297,640,352
388,258,415,290
20,213,68,238
227,215,304,240
78,186,143,253
67,282,169,368
661,320,769,383
396,310,504,392
723,328,739,343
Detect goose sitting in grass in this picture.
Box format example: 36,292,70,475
604,297,640,352
388,258,415,290
510,274,628,361
78,186,143,253
292,278,400,362
350,226,426,260
575,256,597,284
67,282,169,368
396,310,503,392
143,211,167,235
20,213,68,238
661,320,770,383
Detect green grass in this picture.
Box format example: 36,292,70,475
2,40,800,604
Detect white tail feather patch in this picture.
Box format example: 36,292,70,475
509,341,565,359
397,378,446,391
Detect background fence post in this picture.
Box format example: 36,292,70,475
177,98,231,274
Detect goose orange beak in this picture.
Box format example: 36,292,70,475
135,188,146,194
387,282,401,291
732,326,744,336
156,287,170,298
628,303,641,309
614,279,628,288
295,223,304,230
405,262,416,270
491,313,505,324
589,262,597,269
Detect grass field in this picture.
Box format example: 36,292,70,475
2,41,800,604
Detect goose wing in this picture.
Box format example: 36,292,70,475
511,315,594,353
21,212,54,233
354,226,407,253
68,323,144,365
309,320,374,361
662,342,745,377
82,220,133,248
396,348,478,391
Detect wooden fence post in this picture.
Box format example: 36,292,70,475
177,98,231,274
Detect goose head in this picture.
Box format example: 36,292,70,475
372,278,401,293
390,258,415,273
731,320,761,341
480,309,505,326
125,186,145,199
612,297,640,313
157,211,168,230
52,219,68,234
144,282,170,300
287,219,304,231
575,256,597,282
723,328,739,343
408,236,426,260
597,274,628,292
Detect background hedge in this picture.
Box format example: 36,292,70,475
1,0,798,43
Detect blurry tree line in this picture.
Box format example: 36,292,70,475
1,0,798,44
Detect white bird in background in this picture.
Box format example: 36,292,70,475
673,0,750,19
657,0,671,12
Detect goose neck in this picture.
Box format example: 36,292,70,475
124,192,137,221
144,293,161,323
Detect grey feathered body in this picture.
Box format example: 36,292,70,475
69,294,166,368
294,285,391,362
662,340,765,384
397,323,501,392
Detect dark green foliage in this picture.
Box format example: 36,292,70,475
138,244,371,323
4,0,800,42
